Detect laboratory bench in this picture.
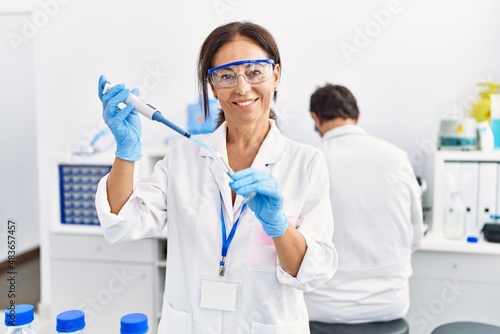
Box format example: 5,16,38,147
49,226,168,333
48,228,500,333
407,232,500,334
419,231,500,255
49,227,500,334
47,147,171,333
406,150,500,332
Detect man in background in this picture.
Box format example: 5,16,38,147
304,84,424,326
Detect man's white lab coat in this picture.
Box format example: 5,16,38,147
95,121,338,333
304,124,423,324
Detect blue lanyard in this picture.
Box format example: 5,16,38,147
219,200,247,276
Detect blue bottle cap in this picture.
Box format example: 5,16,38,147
4,304,34,326
120,313,148,334
56,310,85,332
467,236,479,243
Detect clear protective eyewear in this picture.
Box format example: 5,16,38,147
208,59,275,88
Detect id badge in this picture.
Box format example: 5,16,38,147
200,280,238,311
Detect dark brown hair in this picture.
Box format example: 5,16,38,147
197,21,281,125
309,84,359,121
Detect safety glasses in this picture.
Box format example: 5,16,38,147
208,59,275,88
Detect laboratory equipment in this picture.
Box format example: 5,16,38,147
438,117,477,150
477,121,494,151
101,81,235,180
56,310,85,333
3,304,39,334
471,82,500,124
482,215,500,243
72,127,114,156
444,191,466,240
466,228,479,244
58,163,111,225
490,94,500,148
187,98,219,135
120,313,148,334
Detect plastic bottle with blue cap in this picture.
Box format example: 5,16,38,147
466,209,480,244
56,310,85,334
3,304,39,334
490,93,500,148
120,313,148,334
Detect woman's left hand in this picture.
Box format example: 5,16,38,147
229,168,288,237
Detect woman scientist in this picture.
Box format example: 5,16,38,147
95,21,337,333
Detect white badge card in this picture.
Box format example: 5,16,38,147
200,280,238,311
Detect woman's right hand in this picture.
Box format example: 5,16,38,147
98,74,142,162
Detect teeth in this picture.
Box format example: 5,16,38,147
236,101,253,106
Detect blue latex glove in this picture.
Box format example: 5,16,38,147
229,168,288,238
98,75,142,162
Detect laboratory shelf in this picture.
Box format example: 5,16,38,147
429,150,500,243
435,149,500,162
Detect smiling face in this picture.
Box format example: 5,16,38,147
210,36,280,129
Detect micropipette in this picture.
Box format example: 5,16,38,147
101,81,235,180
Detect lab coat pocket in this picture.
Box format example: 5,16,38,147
246,199,297,272
159,300,192,334
250,316,308,334
247,221,278,272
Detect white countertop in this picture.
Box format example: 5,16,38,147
420,231,500,255
51,223,103,235
51,224,500,255
51,224,168,239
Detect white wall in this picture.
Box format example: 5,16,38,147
0,8,39,262
2,0,500,315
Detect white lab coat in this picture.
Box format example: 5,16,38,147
304,125,423,324
95,120,337,334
